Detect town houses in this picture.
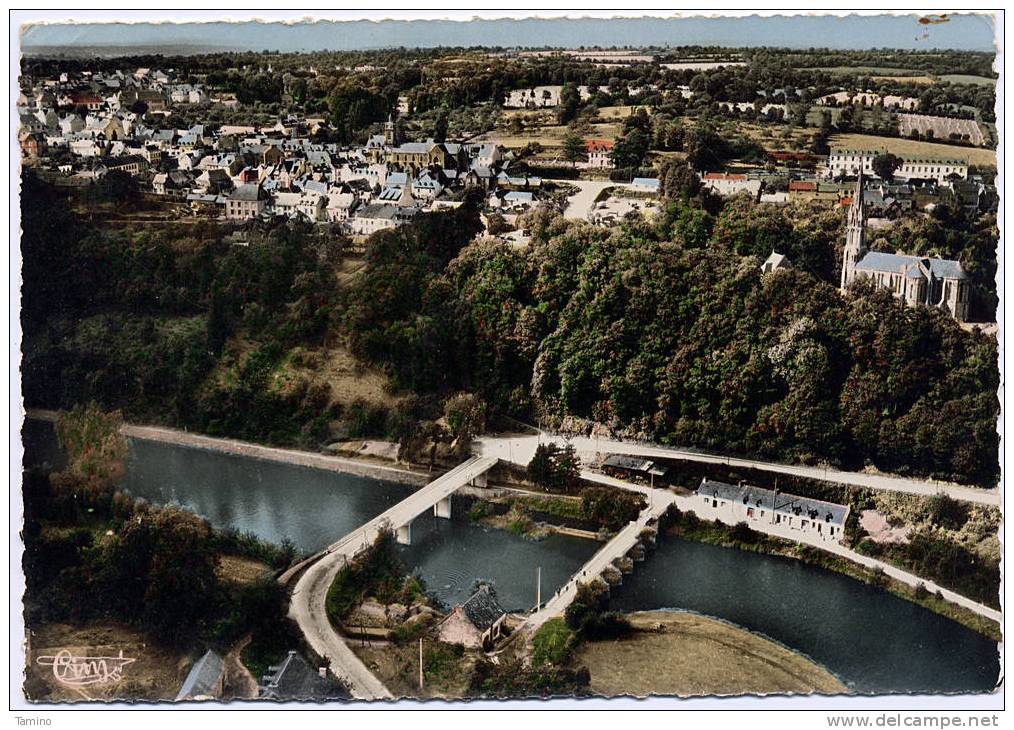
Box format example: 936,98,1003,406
17,67,532,236
17,65,996,251
695,479,850,544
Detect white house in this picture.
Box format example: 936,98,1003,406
585,139,614,169
348,203,421,236
701,172,761,198
326,191,359,223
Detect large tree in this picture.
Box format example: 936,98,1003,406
872,152,903,182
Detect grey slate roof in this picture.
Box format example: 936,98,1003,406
856,250,967,280
602,454,668,477
461,586,506,631
230,183,265,202
175,649,224,701
259,651,349,702
697,479,849,527
391,141,439,154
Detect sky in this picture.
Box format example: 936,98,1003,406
18,12,997,54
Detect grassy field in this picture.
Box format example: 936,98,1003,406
352,639,478,699
216,554,271,585
869,74,936,84
572,611,846,698
938,74,997,87
829,132,997,167
595,105,649,120
804,68,995,88
803,66,927,76
478,121,624,149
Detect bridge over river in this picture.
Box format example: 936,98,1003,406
521,496,675,633
286,456,498,700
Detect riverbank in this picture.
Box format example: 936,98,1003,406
665,516,1002,643
26,409,431,487
571,611,846,698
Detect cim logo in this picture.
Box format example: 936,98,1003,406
36,649,136,687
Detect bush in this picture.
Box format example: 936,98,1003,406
730,521,759,544
324,529,413,627
531,618,575,667
926,493,970,530
469,657,590,698
580,486,646,531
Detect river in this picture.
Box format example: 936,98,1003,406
609,537,1000,694
23,421,1000,694
122,437,599,612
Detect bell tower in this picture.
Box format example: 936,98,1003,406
383,113,396,147
840,172,867,290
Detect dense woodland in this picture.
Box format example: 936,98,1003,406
22,406,301,667
21,169,999,487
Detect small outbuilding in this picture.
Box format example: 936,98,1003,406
761,251,792,274
601,454,669,482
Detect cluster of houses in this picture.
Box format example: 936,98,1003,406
18,68,553,236
698,146,994,221
174,648,347,702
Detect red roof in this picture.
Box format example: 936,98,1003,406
586,139,614,152
768,150,820,163
69,92,103,104
703,172,746,180
788,180,816,191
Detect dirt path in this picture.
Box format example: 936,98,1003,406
222,635,258,700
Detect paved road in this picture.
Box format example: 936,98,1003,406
476,433,1000,507
289,549,394,700
288,456,498,701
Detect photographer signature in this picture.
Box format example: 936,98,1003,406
36,649,136,687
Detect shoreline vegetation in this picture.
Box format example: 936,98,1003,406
21,404,334,702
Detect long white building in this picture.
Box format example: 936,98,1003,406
695,479,850,543
824,148,968,183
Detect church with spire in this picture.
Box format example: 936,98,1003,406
840,173,867,290
839,174,970,322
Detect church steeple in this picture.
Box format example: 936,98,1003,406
840,172,867,290
383,113,396,147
